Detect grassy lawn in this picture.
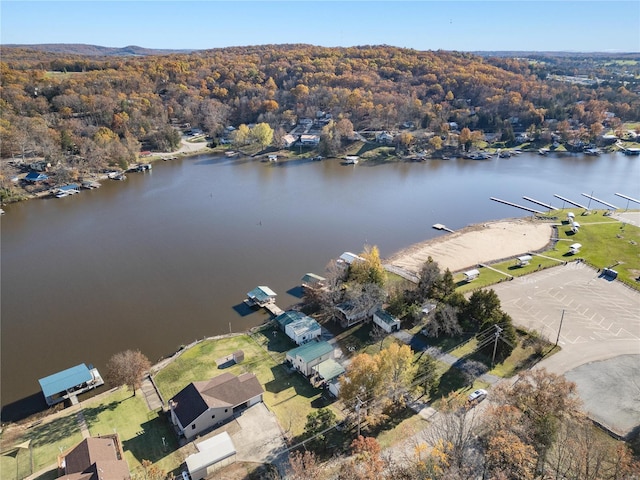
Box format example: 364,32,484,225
153,330,342,439
454,266,509,293
376,414,429,450
82,388,180,476
0,411,84,480
539,210,640,288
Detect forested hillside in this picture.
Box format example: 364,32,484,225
1,44,638,182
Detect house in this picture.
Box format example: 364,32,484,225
276,310,308,330
282,134,298,148
169,372,264,440
375,131,394,144
299,134,320,146
372,309,401,333
57,435,130,480
464,269,480,282
312,358,345,395
39,363,104,406
286,340,334,376
301,273,326,289
245,286,277,307
185,432,236,480
24,171,49,183
335,301,377,328
338,251,364,265
285,316,322,345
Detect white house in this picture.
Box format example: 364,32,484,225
372,309,401,333
569,243,582,255
286,341,334,376
285,316,322,345
185,432,236,480
300,134,320,146
282,134,298,148
169,373,264,440
375,131,394,144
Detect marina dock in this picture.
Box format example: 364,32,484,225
553,194,590,210
581,193,618,210
522,196,557,210
489,197,544,214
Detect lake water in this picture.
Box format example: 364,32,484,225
2,152,638,419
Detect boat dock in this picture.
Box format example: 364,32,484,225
264,303,284,316
581,193,618,210
490,197,544,214
615,193,640,210
38,363,104,407
553,194,590,210
522,196,557,210
432,223,455,233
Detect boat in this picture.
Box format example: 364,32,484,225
81,180,102,189
55,184,81,198
342,156,359,165
108,172,127,181
584,148,601,156
498,151,512,158
538,148,550,156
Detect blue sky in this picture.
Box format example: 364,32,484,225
1,1,639,52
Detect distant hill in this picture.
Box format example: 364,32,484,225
1,43,195,56
473,51,640,59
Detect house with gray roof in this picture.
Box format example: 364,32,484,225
373,309,401,333
245,286,277,307
285,341,334,376
169,372,264,440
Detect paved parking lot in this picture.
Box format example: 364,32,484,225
491,262,640,436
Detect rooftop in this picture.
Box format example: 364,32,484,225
39,364,93,398
313,359,345,381
287,340,333,363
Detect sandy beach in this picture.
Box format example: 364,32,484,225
386,218,554,274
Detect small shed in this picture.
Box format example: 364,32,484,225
567,212,575,220
516,255,533,267
464,269,480,282
571,221,580,233
569,243,582,254
373,309,401,333
185,432,236,480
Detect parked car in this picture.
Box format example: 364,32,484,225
468,388,488,403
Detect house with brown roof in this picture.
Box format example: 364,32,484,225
169,372,264,440
57,436,130,480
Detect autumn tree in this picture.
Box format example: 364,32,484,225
286,450,325,480
232,123,250,146
348,245,385,286
337,436,386,480
458,127,472,152
250,122,274,150
376,343,417,405
105,349,151,396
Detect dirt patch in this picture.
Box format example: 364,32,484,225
386,218,554,273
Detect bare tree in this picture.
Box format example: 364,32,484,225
105,349,151,396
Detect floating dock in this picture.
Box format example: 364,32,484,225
553,194,590,210
615,193,640,209
432,223,455,233
581,193,618,210
522,196,557,210
490,197,544,214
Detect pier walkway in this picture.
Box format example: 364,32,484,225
264,303,284,316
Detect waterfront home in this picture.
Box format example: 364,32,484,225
375,131,394,144
169,372,264,440
185,432,236,480
335,301,378,328
245,286,277,307
282,134,298,148
57,435,130,480
24,171,49,183
338,251,365,265
372,309,401,333
55,184,81,198
285,340,334,376
286,316,322,345
38,363,104,406
301,272,326,289
300,134,320,146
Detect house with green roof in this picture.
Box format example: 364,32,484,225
245,286,277,307
285,340,334,376
301,273,326,289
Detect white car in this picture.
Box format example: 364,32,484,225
468,389,488,402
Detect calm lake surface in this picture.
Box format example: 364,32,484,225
2,152,639,419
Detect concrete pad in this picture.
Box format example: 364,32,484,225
565,355,640,438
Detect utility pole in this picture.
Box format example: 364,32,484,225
491,325,503,367
355,396,363,437
555,309,565,346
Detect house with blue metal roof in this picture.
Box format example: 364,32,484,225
24,171,49,183
285,340,334,376
38,363,104,406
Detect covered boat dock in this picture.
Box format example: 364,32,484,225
38,363,104,406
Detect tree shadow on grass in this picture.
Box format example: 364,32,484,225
24,414,83,447
82,400,121,430
252,328,295,354
432,365,468,399
122,414,178,464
